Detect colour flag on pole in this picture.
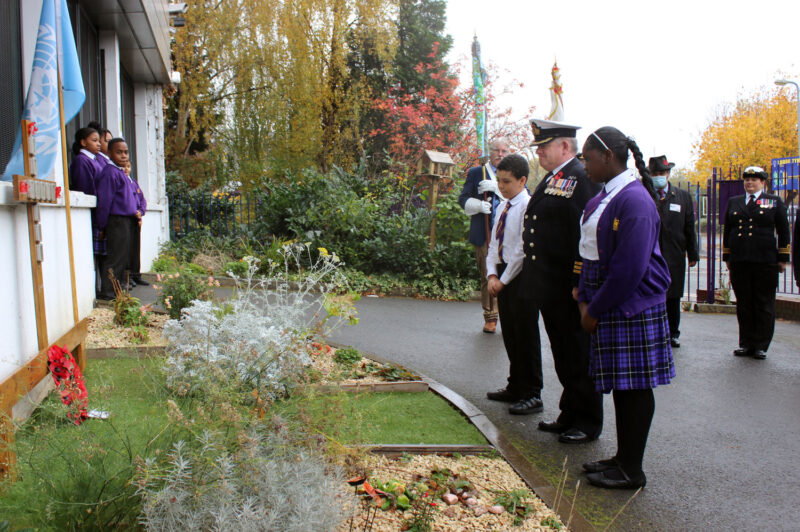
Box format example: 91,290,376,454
1,0,85,181
471,35,488,160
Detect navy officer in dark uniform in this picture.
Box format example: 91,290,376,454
517,119,603,441
723,166,791,359
649,155,699,348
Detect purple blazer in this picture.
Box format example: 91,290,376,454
95,164,138,229
68,152,100,196
578,180,671,318
95,153,110,169
130,177,147,215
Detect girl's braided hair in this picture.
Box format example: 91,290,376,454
584,126,657,203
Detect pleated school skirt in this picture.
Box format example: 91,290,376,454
582,260,675,393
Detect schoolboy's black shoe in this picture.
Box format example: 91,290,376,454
486,388,518,402
133,277,150,286
733,348,751,357
752,350,767,360
582,458,618,473
538,420,569,434
586,467,646,489
670,337,680,348
509,396,543,415
558,428,597,444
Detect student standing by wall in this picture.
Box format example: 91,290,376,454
577,126,674,489
95,139,138,300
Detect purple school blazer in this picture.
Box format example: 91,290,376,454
95,164,138,230
578,180,671,318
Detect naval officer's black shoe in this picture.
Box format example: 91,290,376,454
133,277,150,286
752,350,767,360
582,458,618,473
509,396,543,415
670,337,680,348
586,466,646,489
733,347,751,357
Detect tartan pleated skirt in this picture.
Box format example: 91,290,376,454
93,227,107,256
583,260,675,393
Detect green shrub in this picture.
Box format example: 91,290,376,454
154,268,217,319
333,346,362,366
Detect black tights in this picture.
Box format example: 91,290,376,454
612,388,655,477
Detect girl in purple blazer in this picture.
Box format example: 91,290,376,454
68,127,101,195
576,126,674,490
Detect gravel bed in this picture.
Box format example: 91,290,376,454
340,454,566,531
86,307,169,349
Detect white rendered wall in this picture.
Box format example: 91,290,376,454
0,184,96,384
134,83,170,271
99,31,123,137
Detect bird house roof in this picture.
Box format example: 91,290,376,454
423,150,455,165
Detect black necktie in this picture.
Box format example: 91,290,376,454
747,194,756,207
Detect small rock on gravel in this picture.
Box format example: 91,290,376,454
442,493,458,505
488,505,504,515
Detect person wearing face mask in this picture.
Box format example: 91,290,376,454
723,166,790,360
648,156,698,348
459,138,510,333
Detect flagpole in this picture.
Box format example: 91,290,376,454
55,0,80,327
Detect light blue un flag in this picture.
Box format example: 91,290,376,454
1,0,85,181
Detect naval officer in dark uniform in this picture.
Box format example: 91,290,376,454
723,166,791,359
649,155,699,348
518,119,603,442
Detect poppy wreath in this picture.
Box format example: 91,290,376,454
47,345,88,425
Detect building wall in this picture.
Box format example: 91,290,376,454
0,186,95,384
134,83,169,271
0,1,170,395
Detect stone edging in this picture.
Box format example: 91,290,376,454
329,343,596,532
694,303,737,314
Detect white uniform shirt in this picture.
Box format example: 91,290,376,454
487,188,531,285
579,169,637,260
80,149,97,160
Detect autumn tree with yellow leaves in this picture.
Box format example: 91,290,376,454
168,0,396,185
692,85,798,181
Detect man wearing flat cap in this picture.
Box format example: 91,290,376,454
649,155,698,348
723,166,791,360
506,119,603,442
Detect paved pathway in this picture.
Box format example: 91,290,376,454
330,296,800,531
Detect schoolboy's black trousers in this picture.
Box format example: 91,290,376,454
496,264,542,399
100,215,132,298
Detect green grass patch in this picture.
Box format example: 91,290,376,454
0,357,173,530
279,391,487,445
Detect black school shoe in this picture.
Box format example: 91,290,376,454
509,396,543,415
582,458,618,473
133,277,150,286
486,388,518,402
733,347,751,357
586,466,646,489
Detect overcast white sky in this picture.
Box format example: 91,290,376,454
445,0,800,169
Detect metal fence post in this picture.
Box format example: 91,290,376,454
706,169,716,303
